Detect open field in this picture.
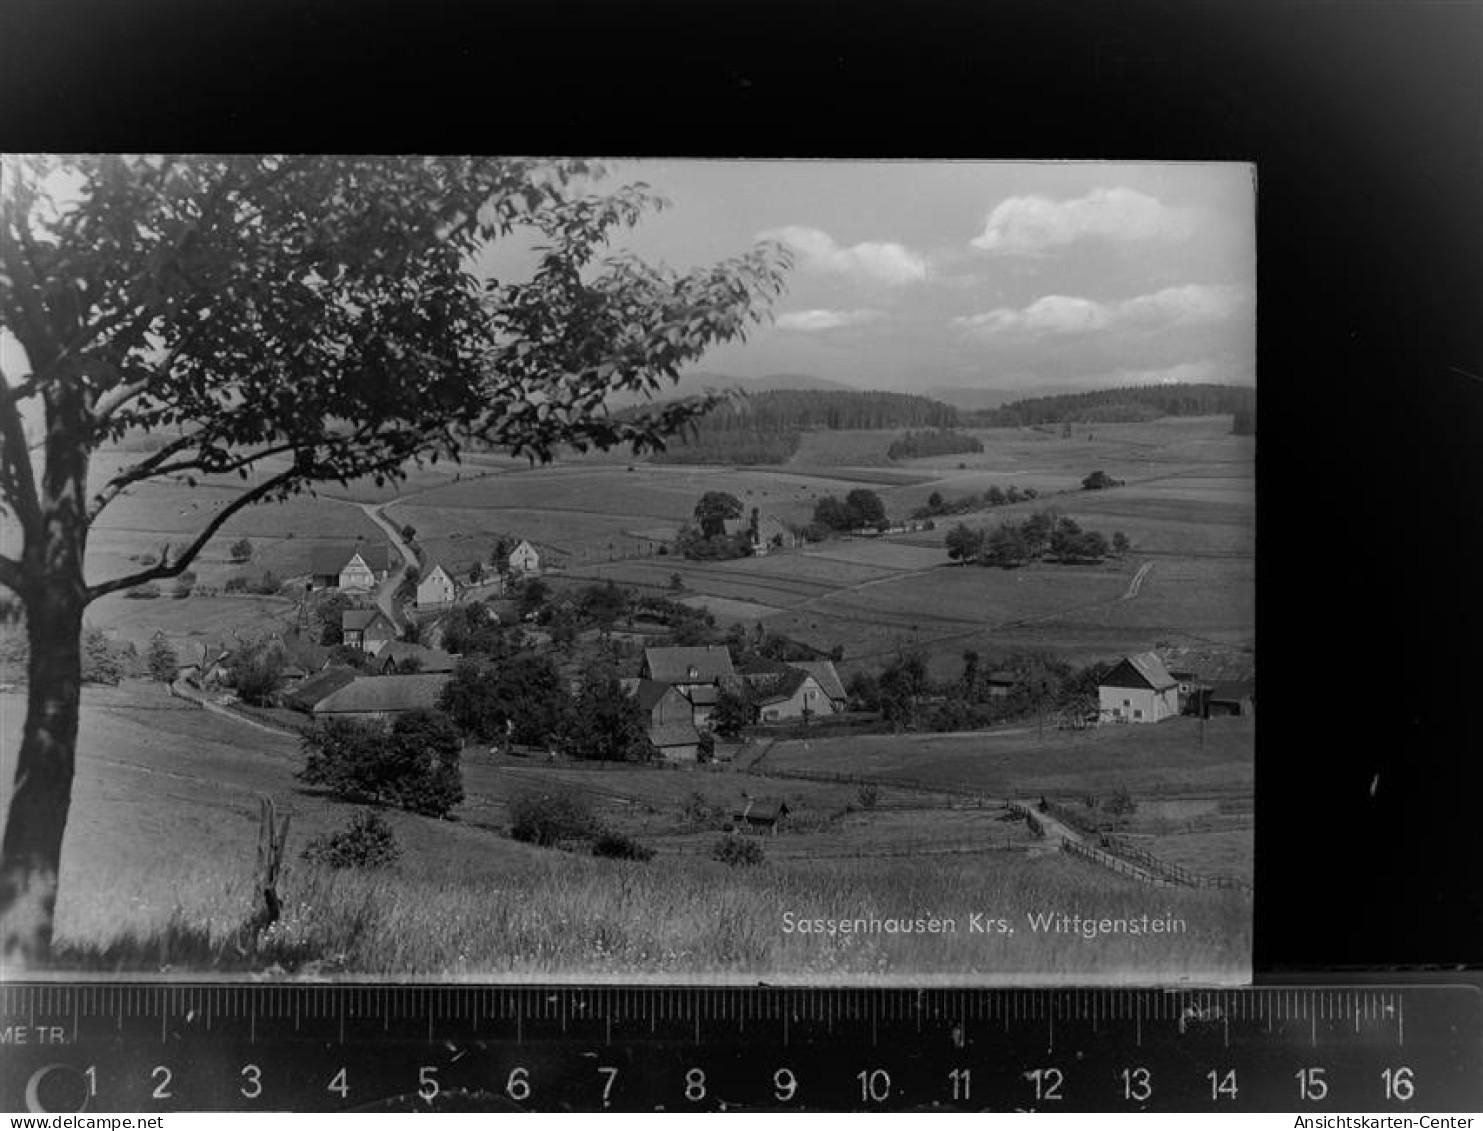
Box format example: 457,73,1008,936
2,686,1250,982
756,716,1254,800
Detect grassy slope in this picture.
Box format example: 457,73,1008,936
1,686,1249,982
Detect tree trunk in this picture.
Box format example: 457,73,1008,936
0,582,85,965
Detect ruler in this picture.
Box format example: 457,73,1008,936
1,983,1478,1112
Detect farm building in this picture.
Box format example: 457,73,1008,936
311,673,451,722
754,670,833,722
982,670,1018,698
416,562,458,609
507,539,541,575
788,660,847,711
1201,681,1255,718
1098,652,1180,724
283,665,358,712
732,799,790,835
310,543,393,591
642,645,736,729
375,642,458,675
342,608,396,655
648,721,702,763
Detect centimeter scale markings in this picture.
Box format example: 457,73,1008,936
1,984,1478,1113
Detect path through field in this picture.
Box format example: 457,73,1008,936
361,502,419,626
1122,561,1154,600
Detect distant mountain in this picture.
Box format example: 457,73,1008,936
609,370,856,407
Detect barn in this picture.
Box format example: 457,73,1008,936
311,673,451,723
1098,652,1180,724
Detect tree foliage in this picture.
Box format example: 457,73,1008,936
0,154,790,960
440,653,566,745
564,668,650,761
693,491,744,538
145,632,178,682
298,709,463,818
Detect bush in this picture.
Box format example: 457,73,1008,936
508,791,599,847
857,783,879,809
229,538,254,563
591,831,655,862
712,835,764,867
302,810,400,869
224,576,249,593
124,583,161,599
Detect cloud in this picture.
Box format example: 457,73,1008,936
970,187,1196,255
954,284,1247,338
775,308,883,332
760,225,928,286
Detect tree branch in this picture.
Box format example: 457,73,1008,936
87,466,301,600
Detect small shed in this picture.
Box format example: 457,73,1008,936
731,799,791,836
1204,681,1255,718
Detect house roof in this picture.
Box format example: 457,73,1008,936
1208,681,1255,701
689,684,726,707
1104,651,1178,691
377,642,457,673
284,665,359,710
311,543,390,576
419,562,453,583
509,539,538,558
733,799,789,822
343,608,392,632
1155,646,1256,685
312,673,451,715
629,678,682,713
644,645,735,684
755,669,812,706
790,660,846,702
649,722,701,749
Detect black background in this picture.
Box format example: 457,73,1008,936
2,0,1480,973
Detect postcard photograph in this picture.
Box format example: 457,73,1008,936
0,157,1255,984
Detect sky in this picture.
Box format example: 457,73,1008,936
0,159,1256,402
577,160,1257,396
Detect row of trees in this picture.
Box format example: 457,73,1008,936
887,428,984,460
439,655,650,762
946,510,1129,567
812,488,887,532
965,382,1257,428
911,483,1040,520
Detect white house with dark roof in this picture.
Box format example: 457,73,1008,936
415,562,457,609
507,539,541,575
1098,651,1180,723
310,543,392,591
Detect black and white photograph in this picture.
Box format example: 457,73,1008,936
1,156,1256,985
